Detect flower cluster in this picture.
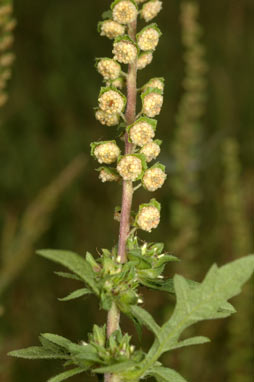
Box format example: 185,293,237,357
94,0,165,232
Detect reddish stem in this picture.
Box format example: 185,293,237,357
105,19,138,382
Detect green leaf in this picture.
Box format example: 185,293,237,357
131,306,160,338
148,366,188,382
101,10,112,20
54,272,82,281
48,367,86,382
40,334,73,350
8,347,69,360
131,255,254,379
168,336,210,351
58,288,92,302
94,360,137,374
37,250,99,294
158,256,254,351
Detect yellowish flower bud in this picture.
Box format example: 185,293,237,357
129,121,155,146
140,141,161,162
137,51,153,70
113,39,137,64
142,92,163,117
117,155,143,181
99,169,119,183
141,1,162,22
137,26,161,51
137,205,160,232
98,89,125,114
143,77,165,92
99,20,125,39
112,0,138,25
142,167,166,191
94,142,121,164
97,58,121,80
95,109,120,126
107,77,125,89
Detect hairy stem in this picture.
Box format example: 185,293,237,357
105,19,137,382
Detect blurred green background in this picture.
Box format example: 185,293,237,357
0,0,253,381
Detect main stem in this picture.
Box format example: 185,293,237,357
105,19,137,382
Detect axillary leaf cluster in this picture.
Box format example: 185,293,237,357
8,1,254,382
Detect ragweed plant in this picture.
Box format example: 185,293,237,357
9,1,254,382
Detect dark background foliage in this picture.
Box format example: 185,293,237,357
0,0,253,381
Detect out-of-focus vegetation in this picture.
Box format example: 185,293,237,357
0,0,253,381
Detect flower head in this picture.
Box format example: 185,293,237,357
143,77,165,92
142,90,163,117
142,166,166,191
113,38,137,64
112,0,138,25
140,141,161,162
137,25,161,51
99,20,125,39
99,168,120,183
129,119,156,146
141,1,163,22
137,51,153,70
137,203,160,232
93,141,121,164
95,109,120,126
97,58,121,80
107,77,125,89
117,155,143,181
98,88,126,114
